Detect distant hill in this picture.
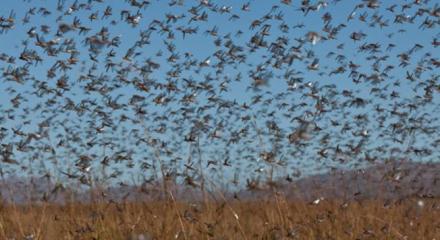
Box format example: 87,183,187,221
237,160,440,201
2,160,440,204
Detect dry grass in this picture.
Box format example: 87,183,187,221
1,195,440,240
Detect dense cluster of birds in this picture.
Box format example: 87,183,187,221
0,0,439,193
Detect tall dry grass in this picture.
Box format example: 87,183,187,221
1,195,439,239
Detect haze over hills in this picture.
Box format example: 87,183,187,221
2,160,439,204
274,160,440,201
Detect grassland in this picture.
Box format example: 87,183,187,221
1,195,439,240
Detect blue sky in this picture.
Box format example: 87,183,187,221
0,0,439,188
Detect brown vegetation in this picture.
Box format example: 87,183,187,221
1,195,439,240
2,162,440,239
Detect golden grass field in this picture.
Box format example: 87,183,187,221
1,195,439,240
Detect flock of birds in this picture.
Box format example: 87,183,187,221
0,0,439,194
